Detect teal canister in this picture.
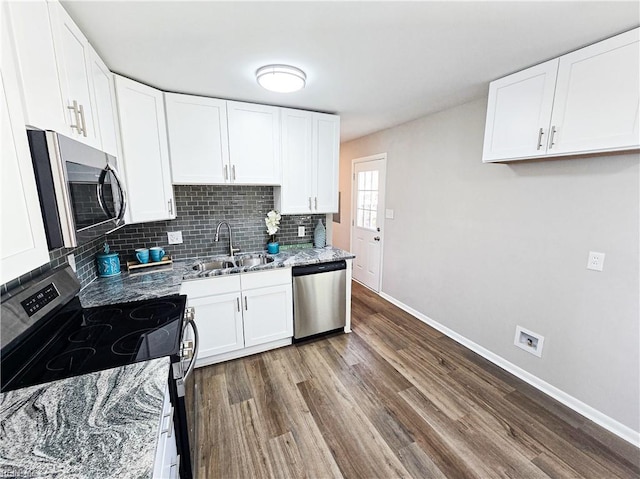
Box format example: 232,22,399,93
96,243,121,277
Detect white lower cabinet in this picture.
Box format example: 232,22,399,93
180,268,293,366
153,385,179,479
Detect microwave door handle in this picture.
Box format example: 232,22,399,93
97,167,114,219
183,318,199,381
108,165,127,225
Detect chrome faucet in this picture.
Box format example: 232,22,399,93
214,221,240,258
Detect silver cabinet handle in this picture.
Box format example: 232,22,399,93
168,198,174,215
308,197,312,211
548,126,557,149
536,128,544,150
161,405,174,435
77,103,87,137
232,165,236,181
244,296,248,311
170,454,180,479
183,319,199,381
314,197,318,210
67,100,82,135
236,297,240,312
224,164,229,181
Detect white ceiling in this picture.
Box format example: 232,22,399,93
61,1,639,142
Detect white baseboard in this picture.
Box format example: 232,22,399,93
378,291,640,448
195,338,292,368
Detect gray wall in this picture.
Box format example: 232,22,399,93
335,97,640,434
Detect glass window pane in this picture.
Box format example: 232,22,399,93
357,191,365,210
370,211,377,229
364,171,371,190
371,171,379,191
363,191,371,209
358,172,365,190
357,208,364,227
371,191,378,211
364,210,371,229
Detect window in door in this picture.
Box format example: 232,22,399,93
356,170,379,230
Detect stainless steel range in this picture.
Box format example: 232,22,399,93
0,266,198,478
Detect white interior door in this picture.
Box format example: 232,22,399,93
351,155,386,292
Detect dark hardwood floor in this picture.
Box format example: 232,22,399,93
192,281,640,478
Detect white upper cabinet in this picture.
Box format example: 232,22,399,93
89,51,119,157
48,1,100,148
165,93,229,184
482,59,558,162
279,108,314,213
114,75,175,223
313,112,340,213
1,12,50,284
277,110,340,214
227,101,281,184
4,0,66,132
549,28,640,155
483,27,640,162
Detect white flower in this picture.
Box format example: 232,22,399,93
265,210,281,237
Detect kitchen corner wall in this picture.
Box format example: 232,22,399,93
335,97,640,437
106,185,325,263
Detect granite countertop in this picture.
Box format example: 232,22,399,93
0,358,170,479
80,245,355,307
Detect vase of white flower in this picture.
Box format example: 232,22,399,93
265,209,281,254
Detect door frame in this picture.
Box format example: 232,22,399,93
350,153,387,293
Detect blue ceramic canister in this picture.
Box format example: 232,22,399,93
96,243,121,277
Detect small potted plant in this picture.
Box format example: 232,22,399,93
265,209,281,254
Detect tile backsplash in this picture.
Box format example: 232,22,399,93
1,185,327,295
106,185,326,263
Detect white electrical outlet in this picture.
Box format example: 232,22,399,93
587,251,605,271
385,209,394,219
298,226,305,237
167,231,183,244
66,254,76,272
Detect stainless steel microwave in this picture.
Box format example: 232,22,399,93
27,131,127,249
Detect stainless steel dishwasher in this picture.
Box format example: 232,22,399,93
292,260,347,340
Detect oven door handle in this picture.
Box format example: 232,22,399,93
183,318,199,380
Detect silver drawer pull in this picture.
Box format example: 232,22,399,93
536,128,544,150
548,125,557,149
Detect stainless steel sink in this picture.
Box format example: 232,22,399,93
237,254,274,267
192,259,235,271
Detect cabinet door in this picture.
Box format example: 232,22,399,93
4,0,66,132
549,28,640,155
49,1,100,148
227,101,281,184
482,59,558,162
279,108,313,213
188,293,244,358
114,75,175,223
242,284,293,347
313,113,340,213
89,50,119,157
165,93,229,184
1,17,50,284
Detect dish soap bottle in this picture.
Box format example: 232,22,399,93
313,219,326,248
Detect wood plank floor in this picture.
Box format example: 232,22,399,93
192,281,640,478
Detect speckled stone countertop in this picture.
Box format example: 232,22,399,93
0,358,170,479
80,246,355,307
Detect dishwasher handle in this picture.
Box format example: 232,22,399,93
292,260,346,277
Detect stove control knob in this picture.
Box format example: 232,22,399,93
184,307,195,322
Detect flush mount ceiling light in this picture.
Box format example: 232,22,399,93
256,64,306,93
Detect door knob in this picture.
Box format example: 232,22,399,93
374,236,380,241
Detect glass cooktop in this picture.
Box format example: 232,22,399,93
1,295,186,393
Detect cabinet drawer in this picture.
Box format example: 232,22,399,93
241,267,291,290
180,274,241,298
